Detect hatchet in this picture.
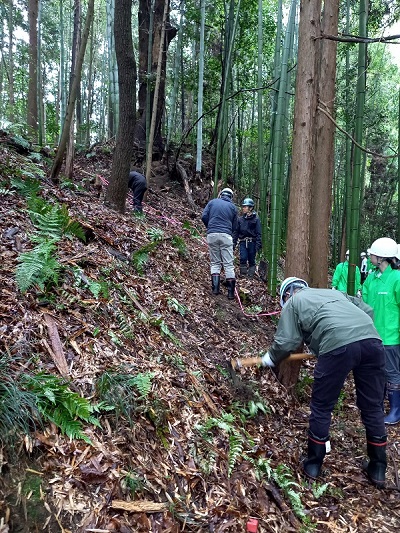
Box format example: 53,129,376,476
230,352,314,370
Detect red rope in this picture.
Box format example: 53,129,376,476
96,174,280,318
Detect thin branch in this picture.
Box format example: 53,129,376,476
319,32,400,44
317,101,398,159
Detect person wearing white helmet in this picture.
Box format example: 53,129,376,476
261,277,386,487
201,188,238,299
362,237,400,425
360,251,368,283
331,250,362,293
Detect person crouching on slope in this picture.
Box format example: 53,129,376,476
261,277,387,488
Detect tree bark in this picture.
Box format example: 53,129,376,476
49,0,94,183
134,0,177,161
27,0,38,141
309,0,339,288
286,0,321,280
281,0,322,389
104,0,137,213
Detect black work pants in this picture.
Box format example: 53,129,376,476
131,183,147,211
239,240,256,267
309,338,386,439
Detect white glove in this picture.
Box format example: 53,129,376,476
261,351,275,367
356,290,362,298
332,287,337,290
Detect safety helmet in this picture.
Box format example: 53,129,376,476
219,187,233,199
242,197,255,208
345,250,349,256
279,277,308,307
395,245,400,260
368,237,398,258
360,252,366,257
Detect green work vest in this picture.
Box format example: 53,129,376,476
362,266,400,345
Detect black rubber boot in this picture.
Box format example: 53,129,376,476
239,264,248,277
211,274,220,295
248,266,256,278
303,432,328,479
365,435,387,488
226,279,236,300
384,384,400,425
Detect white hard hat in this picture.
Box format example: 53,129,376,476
345,250,349,255
219,187,233,199
279,277,308,307
368,237,398,258
360,252,366,257
395,245,400,260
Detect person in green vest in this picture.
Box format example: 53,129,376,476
331,250,362,293
362,237,400,426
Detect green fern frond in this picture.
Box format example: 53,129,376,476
116,311,133,338
16,240,61,292
10,176,41,197
128,372,155,398
171,235,187,257
228,432,244,476
131,251,149,274
147,227,164,242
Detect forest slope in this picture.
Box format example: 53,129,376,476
0,140,400,532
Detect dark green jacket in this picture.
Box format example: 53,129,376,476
269,287,380,365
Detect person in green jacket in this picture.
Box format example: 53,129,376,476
362,237,400,426
331,250,362,293
261,277,386,488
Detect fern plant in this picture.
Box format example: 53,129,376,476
147,227,164,242
22,373,111,444
10,176,41,197
167,297,188,316
0,355,40,448
131,251,149,275
16,240,61,292
95,369,155,424
171,235,188,257
28,200,85,241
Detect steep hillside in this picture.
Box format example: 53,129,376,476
0,140,400,532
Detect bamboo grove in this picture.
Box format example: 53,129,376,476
1,0,400,292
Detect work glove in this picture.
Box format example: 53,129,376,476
356,289,362,298
261,351,275,367
332,287,337,290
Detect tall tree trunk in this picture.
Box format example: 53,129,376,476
104,0,137,213
195,0,206,174
27,0,38,141
279,0,322,389
7,0,14,122
145,0,168,185
347,0,367,295
134,0,177,161
50,0,95,183
309,0,339,288
65,0,81,179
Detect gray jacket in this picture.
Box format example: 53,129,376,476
269,288,381,365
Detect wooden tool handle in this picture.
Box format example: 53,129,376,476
231,352,313,370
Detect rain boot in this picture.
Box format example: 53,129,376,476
364,435,387,488
384,383,400,425
239,264,248,277
211,274,220,295
303,432,329,479
248,266,256,279
226,279,236,300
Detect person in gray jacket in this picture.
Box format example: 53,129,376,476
201,188,238,299
261,277,387,488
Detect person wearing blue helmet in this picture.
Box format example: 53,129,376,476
261,277,386,488
233,198,262,278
